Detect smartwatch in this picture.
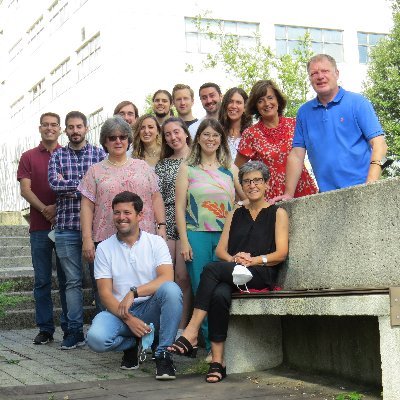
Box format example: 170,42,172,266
261,255,268,266
130,286,138,299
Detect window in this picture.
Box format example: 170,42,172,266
87,108,104,145
51,57,71,99
9,38,23,61
49,1,69,29
10,96,24,121
76,32,101,81
27,15,44,44
29,79,46,113
275,25,344,62
185,17,259,54
358,32,386,64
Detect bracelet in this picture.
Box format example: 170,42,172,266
156,222,166,229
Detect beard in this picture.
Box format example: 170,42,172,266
155,111,168,118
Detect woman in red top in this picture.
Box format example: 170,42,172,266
235,80,318,200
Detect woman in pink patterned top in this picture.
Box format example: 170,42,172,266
235,80,318,200
79,116,166,264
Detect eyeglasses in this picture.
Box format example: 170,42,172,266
242,177,265,186
201,132,221,139
119,111,135,117
107,135,129,142
40,123,59,128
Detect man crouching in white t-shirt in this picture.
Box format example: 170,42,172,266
86,191,182,380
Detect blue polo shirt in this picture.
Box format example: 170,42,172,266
293,87,383,192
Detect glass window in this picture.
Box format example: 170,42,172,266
357,31,386,63
185,17,258,54
275,24,343,62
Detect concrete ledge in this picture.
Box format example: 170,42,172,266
230,294,390,317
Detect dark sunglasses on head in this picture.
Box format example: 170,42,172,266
107,135,129,142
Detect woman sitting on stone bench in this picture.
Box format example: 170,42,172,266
168,160,289,382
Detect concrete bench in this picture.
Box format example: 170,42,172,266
225,177,400,400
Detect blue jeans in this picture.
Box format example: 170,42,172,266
30,230,68,334
86,281,182,356
55,229,83,332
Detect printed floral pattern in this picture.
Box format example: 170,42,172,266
238,117,318,200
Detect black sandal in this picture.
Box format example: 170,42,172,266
169,336,198,358
205,362,227,383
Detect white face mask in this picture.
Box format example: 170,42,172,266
232,264,253,292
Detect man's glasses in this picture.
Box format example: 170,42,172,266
107,135,129,142
242,177,264,186
40,123,59,128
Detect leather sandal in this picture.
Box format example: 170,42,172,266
205,362,227,383
169,336,198,358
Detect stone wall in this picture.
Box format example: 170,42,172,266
278,177,400,290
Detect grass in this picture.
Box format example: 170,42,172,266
0,280,28,317
335,392,364,400
180,359,209,375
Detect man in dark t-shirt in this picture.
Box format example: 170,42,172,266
17,112,68,345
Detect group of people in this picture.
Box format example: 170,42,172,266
17,53,388,383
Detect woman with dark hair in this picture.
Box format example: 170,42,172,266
132,114,162,168
235,80,317,200
175,118,246,356
169,161,289,383
79,116,166,266
218,87,252,160
155,117,192,337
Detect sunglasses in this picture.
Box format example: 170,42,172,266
107,135,129,142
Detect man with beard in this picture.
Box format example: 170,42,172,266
152,90,173,126
172,84,198,128
48,111,105,350
188,82,223,138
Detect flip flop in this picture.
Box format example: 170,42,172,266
206,362,227,383
169,336,198,358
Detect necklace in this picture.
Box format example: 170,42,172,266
144,148,159,158
107,158,129,167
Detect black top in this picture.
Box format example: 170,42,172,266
228,205,280,262
228,205,283,288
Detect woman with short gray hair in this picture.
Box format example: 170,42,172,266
78,116,166,266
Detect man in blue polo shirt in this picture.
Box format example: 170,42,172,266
272,54,387,200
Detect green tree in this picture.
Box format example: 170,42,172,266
363,0,400,160
188,13,314,117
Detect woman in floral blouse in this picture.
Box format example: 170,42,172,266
235,80,318,200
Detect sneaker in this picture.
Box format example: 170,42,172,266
60,330,86,350
155,351,176,380
33,331,54,345
121,343,140,370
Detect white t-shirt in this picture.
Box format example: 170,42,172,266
188,117,204,139
94,231,172,303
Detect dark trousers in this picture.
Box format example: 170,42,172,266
194,262,270,343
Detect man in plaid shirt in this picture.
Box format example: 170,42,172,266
48,111,105,350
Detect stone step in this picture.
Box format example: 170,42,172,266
0,272,95,291
0,255,32,268
0,246,31,257
0,225,30,237
4,288,96,311
1,306,97,330
0,267,34,279
0,236,30,246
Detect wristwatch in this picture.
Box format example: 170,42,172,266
130,286,138,299
261,255,268,266
156,222,166,230
370,157,393,169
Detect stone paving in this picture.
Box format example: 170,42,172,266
0,326,203,387
0,327,381,400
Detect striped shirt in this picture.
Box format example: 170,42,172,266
48,142,105,231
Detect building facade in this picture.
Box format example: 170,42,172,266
0,0,392,211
